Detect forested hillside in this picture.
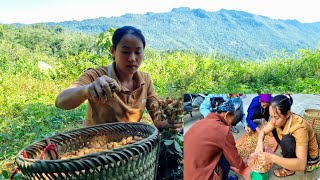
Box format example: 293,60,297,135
35,7,320,60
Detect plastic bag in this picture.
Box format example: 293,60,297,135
247,147,273,173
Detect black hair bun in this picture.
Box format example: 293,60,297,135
210,97,225,109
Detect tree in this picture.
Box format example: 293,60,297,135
0,25,3,39
95,27,115,58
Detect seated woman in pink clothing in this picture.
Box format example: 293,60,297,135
184,98,251,180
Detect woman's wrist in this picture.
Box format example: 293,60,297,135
269,153,276,164
82,84,91,99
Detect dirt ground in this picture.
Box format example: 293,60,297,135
184,94,320,180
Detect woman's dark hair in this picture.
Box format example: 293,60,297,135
270,94,293,115
210,97,225,112
112,26,146,49
210,97,235,115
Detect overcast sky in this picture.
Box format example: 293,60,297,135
1,0,319,24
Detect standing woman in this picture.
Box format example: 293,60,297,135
55,26,182,132
255,94,319,177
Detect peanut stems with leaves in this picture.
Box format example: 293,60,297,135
153,97,184,180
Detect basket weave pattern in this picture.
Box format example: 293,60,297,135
16,122,160,180
304,109,320,145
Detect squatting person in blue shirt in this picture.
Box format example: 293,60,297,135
246,94,274,134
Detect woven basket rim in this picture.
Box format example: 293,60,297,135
304,109,320,148
304,109,320,117
304,108,320,111
16,122,158,163
304,109,320,112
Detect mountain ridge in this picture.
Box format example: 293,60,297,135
9,7,320,60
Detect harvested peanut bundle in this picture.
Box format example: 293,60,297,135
247,152,273,173
151,97,183,123
60,136,143,159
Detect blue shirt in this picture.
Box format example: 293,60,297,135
199,94,228,117
199,95,247,127
246,96,269,131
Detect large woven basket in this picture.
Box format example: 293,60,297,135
304,109,320,145
15,122,160,180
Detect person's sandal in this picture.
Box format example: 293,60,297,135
273,168,295,177
231,126,239,133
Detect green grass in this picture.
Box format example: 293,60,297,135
1,48,320,173
1,24,320,178
0,74,85,169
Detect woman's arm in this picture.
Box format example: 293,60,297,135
56,75,120,110
223,131,249,175
246,99,259,131
145,75,166,130
255,123,274,152
145,74,182,132
259,146,308,171
55,84,90,110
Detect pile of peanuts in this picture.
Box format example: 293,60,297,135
60,136,143,159
236,131,274,158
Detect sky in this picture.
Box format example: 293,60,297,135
0,0,320,24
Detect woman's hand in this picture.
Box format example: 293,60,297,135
87,75,120,103
242,166,251,180
255,141,264,153
245,126,251,134
167,120,183,133
232,166,251,180
258,152,273,166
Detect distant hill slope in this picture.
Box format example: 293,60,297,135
37,7,320,59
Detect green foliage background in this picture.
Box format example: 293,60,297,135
0,24,320,178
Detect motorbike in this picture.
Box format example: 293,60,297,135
183,94,207,117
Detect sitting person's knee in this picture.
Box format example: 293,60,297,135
231,109,242,126
280,134,296,158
